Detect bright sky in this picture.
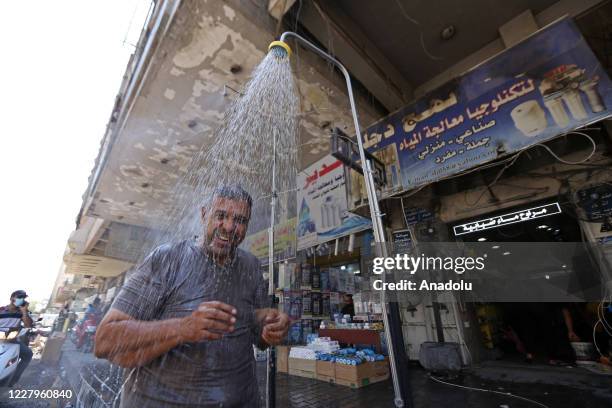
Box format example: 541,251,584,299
0,1,151,305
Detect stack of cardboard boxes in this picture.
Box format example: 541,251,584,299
288,357,317,379
315,360,335,383
276,346,390,389
332,358,389,388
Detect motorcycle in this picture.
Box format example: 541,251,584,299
0,312,33,387
71,314,98,353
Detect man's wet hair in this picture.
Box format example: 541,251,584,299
208,185,253,210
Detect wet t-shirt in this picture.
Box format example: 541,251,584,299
111,240,268,408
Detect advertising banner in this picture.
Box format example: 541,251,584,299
242,218,296,264
297,155,371,250
355,18,612,204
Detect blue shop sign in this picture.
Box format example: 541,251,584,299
362,18,612,195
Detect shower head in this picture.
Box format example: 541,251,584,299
268,40,292,58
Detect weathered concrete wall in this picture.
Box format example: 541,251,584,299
84,0,383,230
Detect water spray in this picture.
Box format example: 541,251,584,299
267,32,408,408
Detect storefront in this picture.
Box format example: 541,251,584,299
239,147,397,386
448,196,607,362
344,16,612,370
244,9,612,403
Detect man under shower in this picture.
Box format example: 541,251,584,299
95,185,290,407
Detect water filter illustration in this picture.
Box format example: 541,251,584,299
561,88,588,120
580,79,605,113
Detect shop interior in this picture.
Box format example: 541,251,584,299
452,197,611,365
277,239,386,346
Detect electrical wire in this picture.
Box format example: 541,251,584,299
456,130,600,208
400,184,428,199
393,148,525,205
593,288,612,359
463,148,530,207
602,294,612,328
598,300,612,335
535,131,597,165
393,0,443,61
419,32,444,61
463,187,490,208
598,311,612,337
356,127,603,206
428,374,550,408
593,321,605,357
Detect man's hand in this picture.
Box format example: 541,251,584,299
568,331,580,342
180,301,237,343
260,309,290,346
19,303,32,328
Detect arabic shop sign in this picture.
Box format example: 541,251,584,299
360,18,612,197
453,202,561,236
392,229,413,254
403,207,434,226
242,218,297,264
297,155,371,250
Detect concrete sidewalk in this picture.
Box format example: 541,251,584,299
471,360,612,401
59,340,100,394
261,361,612,408
6,343,610,408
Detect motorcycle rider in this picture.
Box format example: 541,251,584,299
74,299,100,351
84,297,101,321
54,304,69,332
0,290,33,386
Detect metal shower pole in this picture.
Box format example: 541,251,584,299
275,31,410,408
266,127,278,408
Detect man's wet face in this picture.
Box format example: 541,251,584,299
201,197,250,262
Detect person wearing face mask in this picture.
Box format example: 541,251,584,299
0,290,33,386
95,185,291,408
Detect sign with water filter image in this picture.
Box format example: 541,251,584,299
297,155,371,250
355,17,612,205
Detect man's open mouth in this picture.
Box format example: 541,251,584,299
214,231,231,244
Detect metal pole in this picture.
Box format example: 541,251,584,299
266,129,278,408
280,31,408,408
431,299,445,343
